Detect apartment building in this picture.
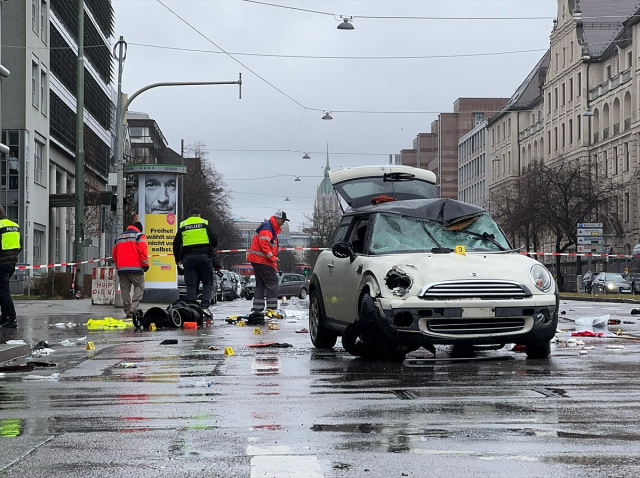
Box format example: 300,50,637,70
488,0,640,256
400,98,507,199
1,0,115,274
458,120,490,209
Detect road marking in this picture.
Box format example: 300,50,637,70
251,354,281,375
250,454,323,478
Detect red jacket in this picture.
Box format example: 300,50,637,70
246,216,281,270
112,225,149,274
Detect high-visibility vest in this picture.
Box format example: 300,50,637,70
179,217,209,246
0,219,20,251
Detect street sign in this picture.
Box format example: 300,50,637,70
578,245,604,253
578,237,604,245
577,229,603,236
578,223,603,228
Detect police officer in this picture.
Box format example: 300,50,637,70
173,208,221,318
0,206,22,329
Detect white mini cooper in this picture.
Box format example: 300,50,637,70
309,165,558,360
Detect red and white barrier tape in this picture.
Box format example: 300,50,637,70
15,248,637,271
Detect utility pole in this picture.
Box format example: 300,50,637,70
74,0,85,290
180,139,184,223
112,37,127,307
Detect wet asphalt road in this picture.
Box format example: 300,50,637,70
1,298,640,477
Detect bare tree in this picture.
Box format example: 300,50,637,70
182,142,241,249
303,205,341,267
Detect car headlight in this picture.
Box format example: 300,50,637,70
529,264,553,292
607,283,616,289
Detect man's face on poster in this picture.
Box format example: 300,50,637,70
142,174,176,214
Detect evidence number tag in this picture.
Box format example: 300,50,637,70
455,245,466,255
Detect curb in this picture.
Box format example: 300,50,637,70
0,344,32,364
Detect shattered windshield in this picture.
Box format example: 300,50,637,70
369,213,511,254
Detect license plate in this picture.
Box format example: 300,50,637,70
461,307,494,317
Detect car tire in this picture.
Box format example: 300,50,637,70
341,321,366,356
525,340,551,359
360,293,407,362
170,309,183,328
298,288,308,300
309,290,337,349
132,309,144,329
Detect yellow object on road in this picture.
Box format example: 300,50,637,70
86,342,95,350
254,327,262,335
86,318,131,330
268,323,279,330
265,309,283,319
224,347,235,356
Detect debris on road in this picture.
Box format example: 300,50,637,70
246,342,293,348
267,323,279,330
119,363,138,368
86,318,131,329
6,340,26,345
631,308,640,315
606,345,625,350
23,373,60,381
223,347,234,355
160,339,178,345
60,339,76,347
575,315,610,334
295,328,309,333
209,346,220,351
571,331,606,337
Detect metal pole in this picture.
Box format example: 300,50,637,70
73,0,85,291
115,76,242,240
180,139,184,223
113,37,126,307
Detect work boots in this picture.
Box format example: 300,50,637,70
0,316,17,328
246,311,265,325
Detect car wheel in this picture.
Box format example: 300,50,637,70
525,340,551,359
360,293,407,361
170,309,183,328
341,321,366,356
298,288,308,300
309,290,337,349
132,309,144,329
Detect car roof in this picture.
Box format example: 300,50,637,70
343,198,486,226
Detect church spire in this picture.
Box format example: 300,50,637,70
324,143,330,177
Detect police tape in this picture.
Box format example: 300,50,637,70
14,248,638,271
14,248,330,271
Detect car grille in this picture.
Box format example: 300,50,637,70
420,280,530,300
427,317,526,335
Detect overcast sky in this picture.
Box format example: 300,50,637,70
113,0,557,231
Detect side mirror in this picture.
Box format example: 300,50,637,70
332,241,355,262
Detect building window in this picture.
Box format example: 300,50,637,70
577,114,581,140
562,83,566,105
34,140,45,186
625,192,630,223
502,122,505,139
569,78,574,100
508,118,511,136
548,131,551,154
555,52,559,71
569,119,573,144
31,60,38,107
32,0,39,34
562,124,566,147
548,92,552,114
40,0,46,41
55,227,60,263
554,88,558,109
613,147,619,175
577,73,582,95
554,127,558,151
497,125,500,141
40,67,47,113
625,142,630,171
629,51,633,70
33,229,45,267
604,150,608,177
571,41,574,61
607,65,612,79
474,113,483,127
563,47,566,66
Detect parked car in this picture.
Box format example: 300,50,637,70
243,275,256,300
216,270,236,301
232,272,243,299
278,273,309,299
309,165,558,361
177,264,217,305
629,272,640,295
582,271,596,293
591,272,631,294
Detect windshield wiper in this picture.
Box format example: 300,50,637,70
431,247,454,254
457,231,507,251
420,222,443,249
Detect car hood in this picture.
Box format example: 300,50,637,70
329,165,437,209
363,251,550,296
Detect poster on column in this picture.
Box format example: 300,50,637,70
127,164,187,291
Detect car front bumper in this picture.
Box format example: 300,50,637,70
376,295,558,345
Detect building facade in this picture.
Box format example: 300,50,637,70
458,120,490,209
488,0,640,258
1,0,115,277
314,148,341,215
399,98,508,199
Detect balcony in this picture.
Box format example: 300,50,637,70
603,127,610,140
519,118,545,141
589,68,633,101
614,123,620,136
625,118,632,131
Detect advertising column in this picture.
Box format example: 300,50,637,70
125,164,186,303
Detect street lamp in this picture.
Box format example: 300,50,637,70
302,153,311,160
322,112,333,120
285,197,290,201
337,17,354,30
294,176,301,181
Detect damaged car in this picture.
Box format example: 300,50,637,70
308,165,558,361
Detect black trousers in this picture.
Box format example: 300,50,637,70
183,254,214,308
0,264,16,319
250,262,279,311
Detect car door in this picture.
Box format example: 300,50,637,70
324,216,370,324
278,274,293,296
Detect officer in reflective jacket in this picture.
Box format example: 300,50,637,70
0,205,22,329
173,208,221,318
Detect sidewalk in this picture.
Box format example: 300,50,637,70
559,294,640,304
